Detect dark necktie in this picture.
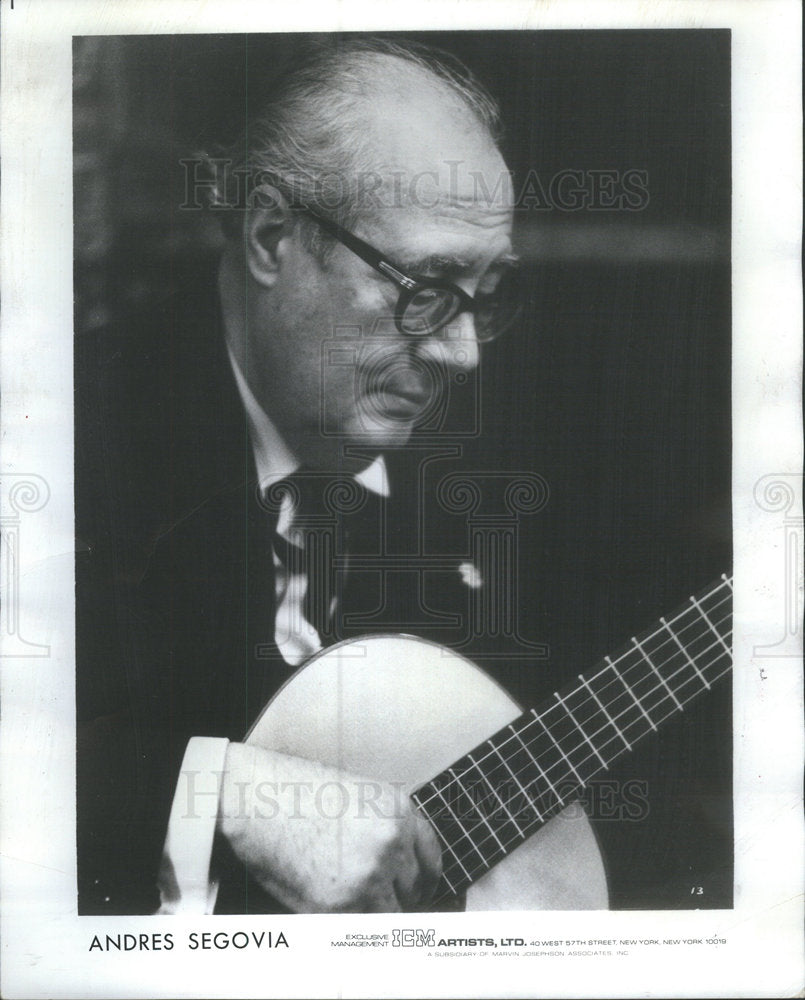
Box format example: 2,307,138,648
264,471,381,651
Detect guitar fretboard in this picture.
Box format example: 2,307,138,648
410,574,733,903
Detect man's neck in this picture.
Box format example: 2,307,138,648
219,252,388,495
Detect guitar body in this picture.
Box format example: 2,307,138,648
246,634,609,911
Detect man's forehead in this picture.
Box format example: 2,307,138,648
340,65,514,258
359,70,511,207
357,140,514,266
373,146,513,209
374,201,515,276
377,171,514,213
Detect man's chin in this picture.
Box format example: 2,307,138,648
342,413,417,448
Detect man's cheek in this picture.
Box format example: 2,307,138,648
318,366,360,437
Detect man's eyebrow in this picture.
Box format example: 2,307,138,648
398,251,521,275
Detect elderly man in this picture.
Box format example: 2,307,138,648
76,38,610,914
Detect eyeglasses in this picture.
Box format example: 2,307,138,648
299,206,522,342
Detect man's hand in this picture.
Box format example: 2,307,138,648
217,743,442,913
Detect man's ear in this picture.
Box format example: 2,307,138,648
244,185,292,289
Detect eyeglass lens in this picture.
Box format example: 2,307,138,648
401,288,461,336
400,270,522,342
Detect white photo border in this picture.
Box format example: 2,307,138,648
1,1,802,998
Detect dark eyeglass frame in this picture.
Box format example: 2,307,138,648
298,206,517,342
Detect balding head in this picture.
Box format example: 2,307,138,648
217,38,506,254
219,38,515,468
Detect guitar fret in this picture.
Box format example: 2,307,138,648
530,709,585,787
659,616,711,689
698,639,732,688
487,739,544,824
555,691,608,770
607,656,658,731
407,575,732,901
585,680,636,742
432,787,489,869
467,752,525,838
631,636,683,710
410,791,468,888
660,618,710,691
439,873,459,896
655,644,731,723
509,724,565,806
697,651,732,689
698,582,731,614
579,674,632,750
445,739,544,837
672,627,724,674
449,768,506,853
690,596,732,657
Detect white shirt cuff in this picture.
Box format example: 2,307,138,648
156,736,229,914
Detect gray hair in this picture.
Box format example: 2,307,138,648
211,37,502,260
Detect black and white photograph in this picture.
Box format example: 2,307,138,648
73,28,733,917
1,2,801,998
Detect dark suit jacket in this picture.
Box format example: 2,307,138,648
75,274,516,913
76,273,250,912
76,269,733,914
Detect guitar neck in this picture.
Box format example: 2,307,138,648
411,574,734,902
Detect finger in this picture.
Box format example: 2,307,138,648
364,883,402,913
413,814,443,877
389,843,425,911
412,817,443,907
394,865,440,913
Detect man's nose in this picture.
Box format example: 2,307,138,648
414,310,480,373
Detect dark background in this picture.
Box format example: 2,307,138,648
74,30,732,910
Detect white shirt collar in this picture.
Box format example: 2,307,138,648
227,344,299,488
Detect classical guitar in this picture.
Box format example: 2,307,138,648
244,574,733,911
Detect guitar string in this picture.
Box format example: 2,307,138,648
418,613,732,885
413,584,731,814
420,640,729,900
520,579,732,738
434,655,734,900
414,580,732,814
432,644,734,897
518,587,732,747
413,581,732,883
427,626,733,883
434,639,733,894
432,652,733,899
418,611,731,841
416,585,732,813
533,593,732,749
413,600,732,865
432,641,733,895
